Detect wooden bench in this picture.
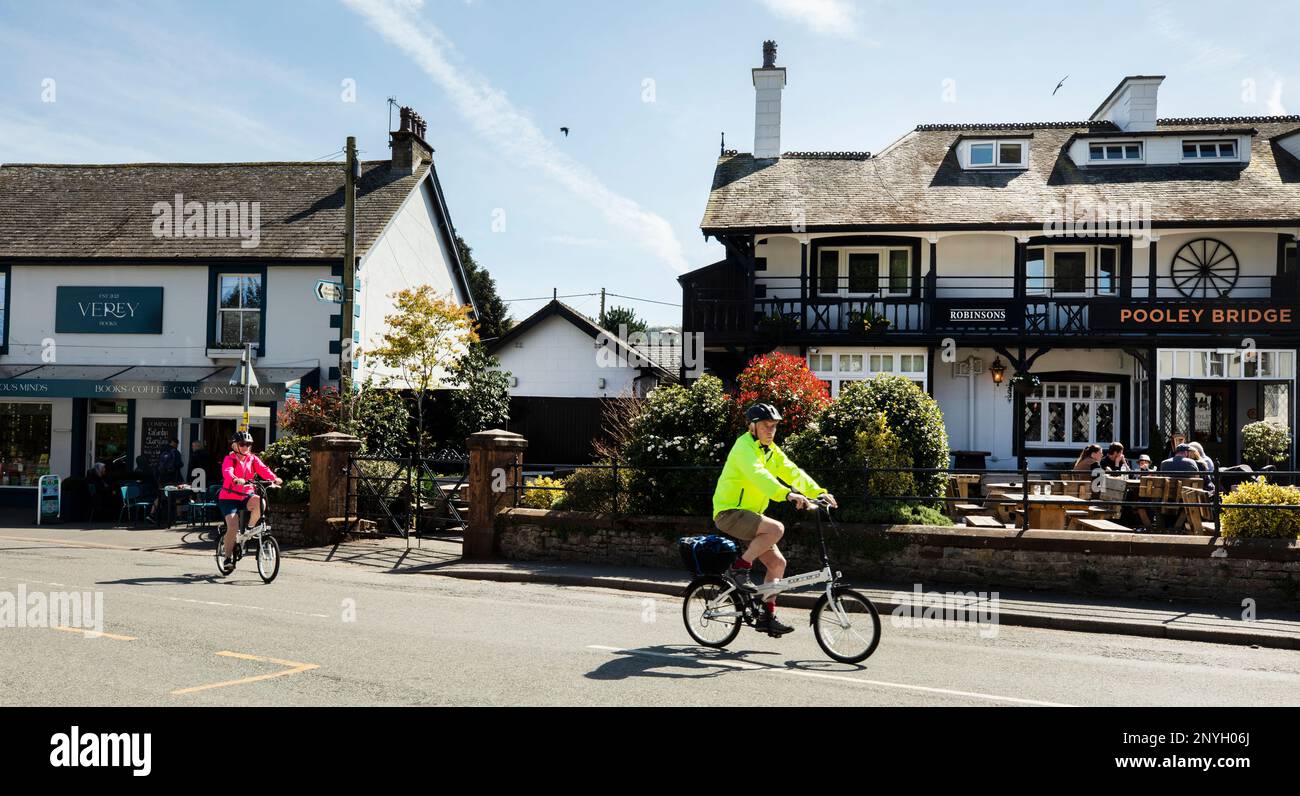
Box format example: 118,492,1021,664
1180,486,1218,535
963,514,1005,529
1073,518,1132,533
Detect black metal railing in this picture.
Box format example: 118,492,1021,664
684,273,1293,338
343,450,469,543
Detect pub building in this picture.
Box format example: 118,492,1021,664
684,43,1300,469
0,109,476,504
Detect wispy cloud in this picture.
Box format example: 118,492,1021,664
543,234,609,248
1265,73,1288,115
341,0,690,275
756,0,868,42
1146,0,1246,72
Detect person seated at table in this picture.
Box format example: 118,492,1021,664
1159,443,1202,476
1135,454,1152,472
1072,444,1102,473
1101,442,1130,473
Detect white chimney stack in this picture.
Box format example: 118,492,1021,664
1089,75,1165,132
752,40,787,159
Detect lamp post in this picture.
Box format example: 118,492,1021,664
229,342,259,433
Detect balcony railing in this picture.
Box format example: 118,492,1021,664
683,273,1298,339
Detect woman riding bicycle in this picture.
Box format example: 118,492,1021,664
219,430,282,573
712,403,837,636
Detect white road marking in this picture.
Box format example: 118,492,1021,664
0,575,329,619
587,645,1075,707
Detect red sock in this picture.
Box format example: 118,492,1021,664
733,556,752,570
766,599,776,614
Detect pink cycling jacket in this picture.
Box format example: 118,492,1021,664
220,452,278,501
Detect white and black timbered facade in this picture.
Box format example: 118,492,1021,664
685,43,1300,468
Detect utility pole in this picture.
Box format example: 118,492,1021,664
599,287,605,322
340,136,358,426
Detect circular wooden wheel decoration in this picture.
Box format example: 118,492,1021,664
1171,238,1239,298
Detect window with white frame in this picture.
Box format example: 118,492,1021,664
807,350,927,396
1024,382,1119,447
815,247,913,296
1026,245,1120,296
1158,349,1296,380
967,139,1027,169
216,273,263,348
1088,141,1143,162
1181,139,1238,160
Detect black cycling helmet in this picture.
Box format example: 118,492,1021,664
231,430,254,445
745,403,782,424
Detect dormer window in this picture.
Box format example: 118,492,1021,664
965,139,1027,169
1182,139,1238,160
1089,142,1143,162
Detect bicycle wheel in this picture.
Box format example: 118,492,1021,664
256,535,280,583
214,531,232,576
812,587,881,663
682,576,742,648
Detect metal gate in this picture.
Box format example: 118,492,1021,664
343,450,468,541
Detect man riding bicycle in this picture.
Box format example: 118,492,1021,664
712,403,837,636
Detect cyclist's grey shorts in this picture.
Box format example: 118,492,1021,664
714,509,764,541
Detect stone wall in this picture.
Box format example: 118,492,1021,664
495,509,1300,609
273,505,310,546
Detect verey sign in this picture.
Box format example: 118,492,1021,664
55,287,164,334
1092,304,1297,331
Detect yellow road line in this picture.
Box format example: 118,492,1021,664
171,650,319,696
52,626,136,641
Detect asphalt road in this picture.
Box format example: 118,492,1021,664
3,535,1300,706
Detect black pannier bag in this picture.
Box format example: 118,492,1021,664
677,534,739,576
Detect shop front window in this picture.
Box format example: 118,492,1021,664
0,403,52,487
1030,383,1119,448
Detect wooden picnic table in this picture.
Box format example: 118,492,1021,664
993,492,1088,530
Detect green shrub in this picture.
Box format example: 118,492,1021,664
815,376,950,498
278,479,310,505
1220,479,1300,540
263,435,311,484
521,476,565,509
1241,421,1291,469
552,462,632,514
621,375,733,516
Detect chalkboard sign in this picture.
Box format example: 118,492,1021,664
141,418,178,470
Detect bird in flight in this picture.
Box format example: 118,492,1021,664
1052,75,1068,96
560,127,570,137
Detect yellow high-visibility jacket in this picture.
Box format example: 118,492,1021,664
711,432,825,520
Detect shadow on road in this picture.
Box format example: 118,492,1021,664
586,644,784,681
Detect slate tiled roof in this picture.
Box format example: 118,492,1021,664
701,118,1300,233
0,160,428,259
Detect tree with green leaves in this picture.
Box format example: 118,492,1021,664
455,235,512,342
599,305,647,335
367,286,477,459
447,344,512,442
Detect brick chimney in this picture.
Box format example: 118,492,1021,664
752,40,787,160
390,105,433,175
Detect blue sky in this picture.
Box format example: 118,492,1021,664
1,0,1296,326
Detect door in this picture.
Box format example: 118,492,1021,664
1190,384,1233,465
89,417,129,477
